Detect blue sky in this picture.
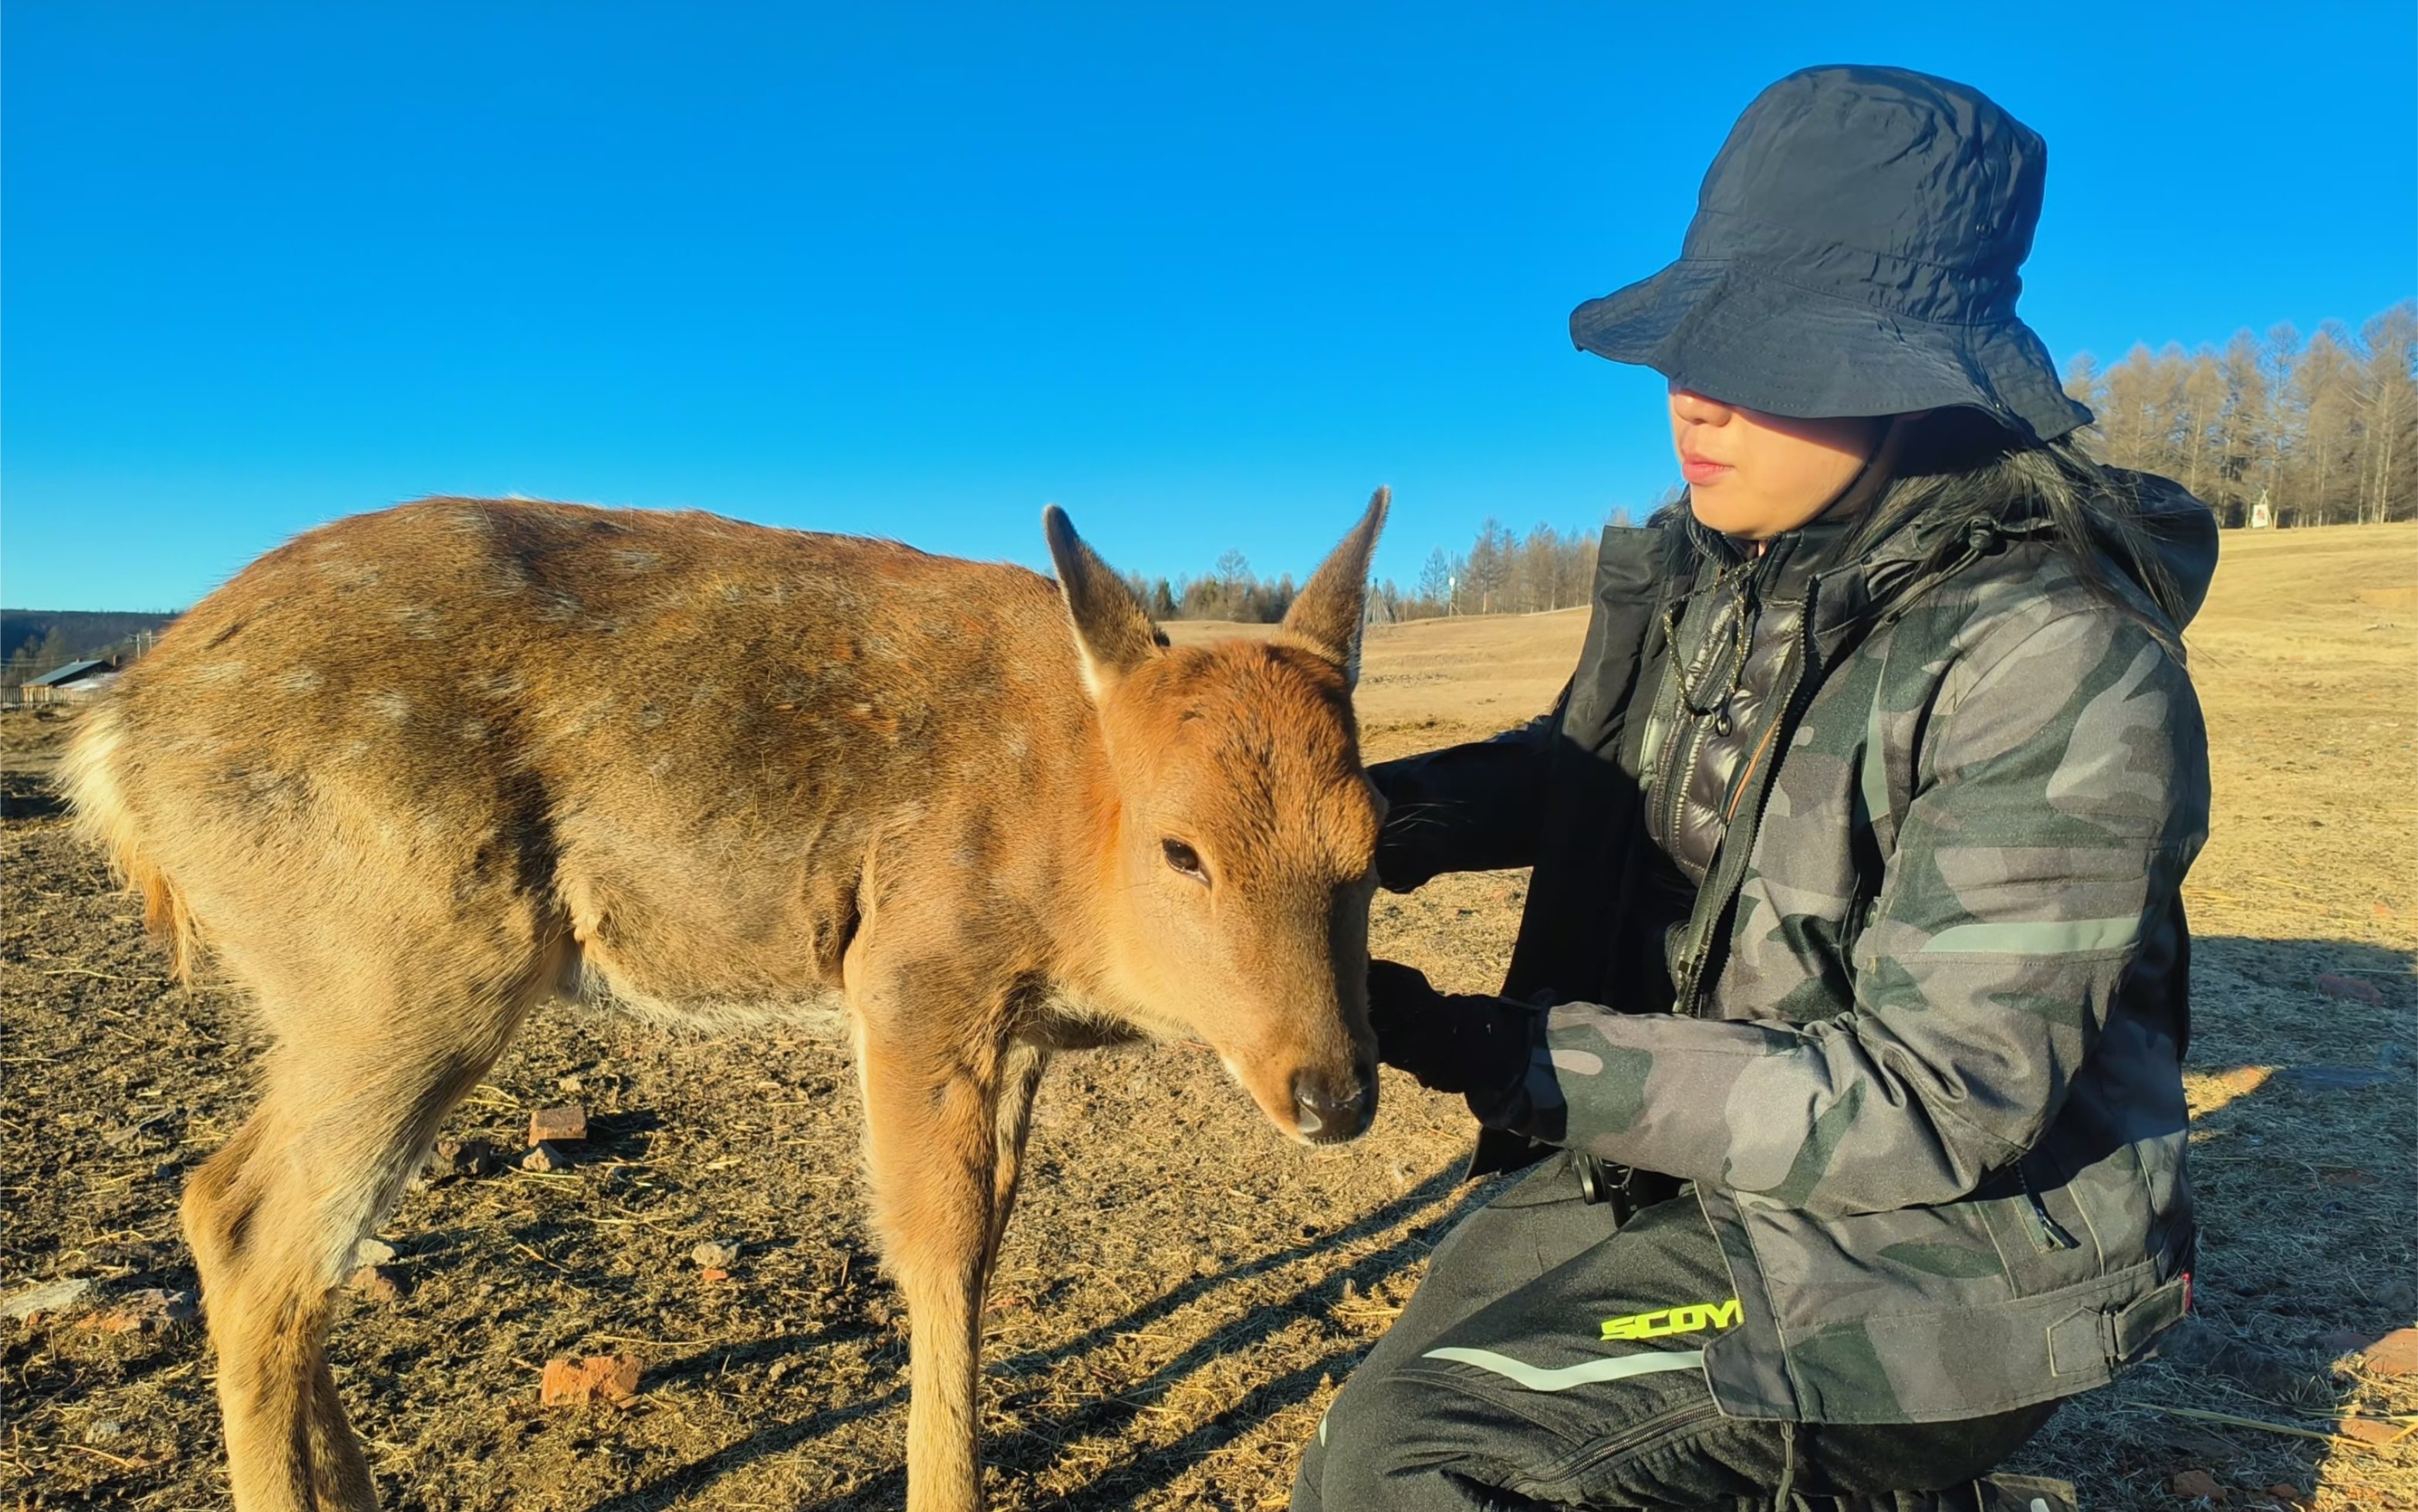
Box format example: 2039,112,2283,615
5,2,2412,610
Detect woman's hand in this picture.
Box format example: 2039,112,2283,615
1364,693,1569,891
1364,960,1535,1099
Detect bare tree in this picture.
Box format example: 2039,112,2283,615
2065,353,2104,417
2258,324,2302,515
2294,324,2360,525
2356,303,2418,524
2180,351,2225,501
2099,343,2165,473
1417,548,1453,608
1461,519,1511,615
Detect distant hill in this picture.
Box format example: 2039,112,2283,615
2,609,182,671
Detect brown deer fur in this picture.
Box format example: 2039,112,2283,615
63,489,1392,1512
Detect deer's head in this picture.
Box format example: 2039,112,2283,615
1045,490,1389,1145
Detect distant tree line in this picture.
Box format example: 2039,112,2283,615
2,629,79,686
1121,548,1303,624
1388,519,1609,620
1130,518,1614,626
2,609,178,663
2067,301,2418,527
1,610,179,694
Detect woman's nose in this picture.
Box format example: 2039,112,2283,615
1669,386,1734,425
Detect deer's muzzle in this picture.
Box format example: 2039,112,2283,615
1288,1064,1376,1144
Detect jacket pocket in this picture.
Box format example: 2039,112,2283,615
1839,889,1875,962
1975,1152,2100,1294
1523,1395,1727,1505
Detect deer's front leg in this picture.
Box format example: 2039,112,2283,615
985,1040,1049,1278
857,1011,1008,1512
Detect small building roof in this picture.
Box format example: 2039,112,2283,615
23,659,111,688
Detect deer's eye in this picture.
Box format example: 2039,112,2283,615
1161,839,1209,885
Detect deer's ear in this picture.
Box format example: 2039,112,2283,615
1278,487,1389,690
1043,505,1167,700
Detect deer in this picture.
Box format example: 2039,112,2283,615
62,488,1392,1512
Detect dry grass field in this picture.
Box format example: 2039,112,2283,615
4,523,2412,1510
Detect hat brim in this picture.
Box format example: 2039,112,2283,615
1569,259,2092,445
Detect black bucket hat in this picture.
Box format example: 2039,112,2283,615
1570,65,2092,445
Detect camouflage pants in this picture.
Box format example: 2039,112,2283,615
1293,1156,2057,1511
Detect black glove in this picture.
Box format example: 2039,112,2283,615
1364,959,1535,1099
1366,760,1437,893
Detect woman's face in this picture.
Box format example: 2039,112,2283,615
1669,384,1886,538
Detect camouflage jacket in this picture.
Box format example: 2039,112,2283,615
1371,473,2217,1424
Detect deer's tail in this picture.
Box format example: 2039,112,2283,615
61,703,203,984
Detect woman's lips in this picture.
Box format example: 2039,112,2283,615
1680,454,1733,485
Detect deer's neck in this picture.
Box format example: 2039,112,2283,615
1017,698,1146,1021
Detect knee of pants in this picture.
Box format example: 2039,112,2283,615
1303,1359,1527,1512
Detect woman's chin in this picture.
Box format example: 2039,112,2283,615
1687,485,1849,542
1685,488,1764,538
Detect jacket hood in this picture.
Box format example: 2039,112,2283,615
1663,464,2220,636
2117,469,2220,629
1841,464,2220,634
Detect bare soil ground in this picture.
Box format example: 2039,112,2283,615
5,525,2413,1510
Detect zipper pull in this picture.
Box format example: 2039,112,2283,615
2018,1167,2082,1252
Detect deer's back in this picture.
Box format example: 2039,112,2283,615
97,498,1089,1004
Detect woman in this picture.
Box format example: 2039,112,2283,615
1295,66,2216,1512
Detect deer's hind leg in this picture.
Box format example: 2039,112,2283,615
184,936,559,1512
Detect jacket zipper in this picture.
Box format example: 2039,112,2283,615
2017,1164,2082,1253
1656,577,1740,855
1721,704,1788,825
1671,582,1819,1018
1660,710,1714,861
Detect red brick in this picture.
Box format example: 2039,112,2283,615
80,1288,197,1335
2170,1470,2226,1500
348,1266,406,1304
539,1353,642,1407
529,1103,589,1144
2362,1326,2418,1376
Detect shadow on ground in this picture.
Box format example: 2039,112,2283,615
579,1160,1504,1511
569,933,2415,1511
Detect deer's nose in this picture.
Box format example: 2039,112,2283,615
1292,1067,1376,1143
